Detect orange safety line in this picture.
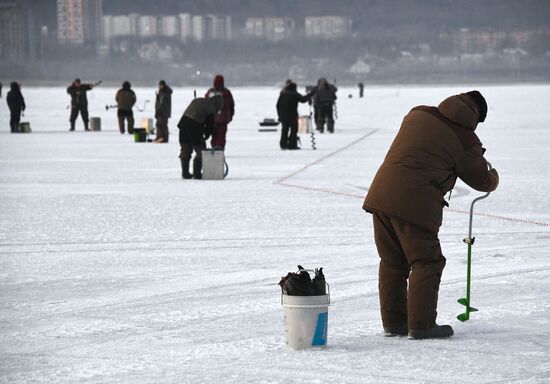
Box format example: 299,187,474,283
275,129,379,184
275,129,550,228
446,208,550,227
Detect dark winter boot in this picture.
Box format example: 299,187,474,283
327,119,335,133
408,324,454,340
384,325,408,337
118,118,125,134
316,120,324,133
192,158,202,179
181,159,192,179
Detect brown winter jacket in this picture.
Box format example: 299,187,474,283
363,93,499,233
115,88,136,111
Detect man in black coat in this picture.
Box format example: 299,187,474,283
6,82,26,133
276,82,312,150
67,78,96,131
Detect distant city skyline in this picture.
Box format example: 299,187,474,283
1,0,549,84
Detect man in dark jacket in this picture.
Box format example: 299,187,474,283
154,80,172,143
312,78,337,133
67,78,96,131
7,82,26,133
205,74,234,150
276,82,312,150
363,91,499,339
177,95,224,179
115,81,136,134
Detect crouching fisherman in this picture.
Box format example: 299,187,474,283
177,95,224,179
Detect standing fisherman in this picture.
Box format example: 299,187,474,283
115,81,136,134
67,78,98,131
312,78,337,133
276,81,313,150
154,80,172,143
205,74,234,150
6,82,25,133
363,91,499,339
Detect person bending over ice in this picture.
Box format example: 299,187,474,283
363,91,499,339
177,95,224,179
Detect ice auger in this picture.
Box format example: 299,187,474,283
457,162,493,322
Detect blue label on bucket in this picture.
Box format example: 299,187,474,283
312,312,328,346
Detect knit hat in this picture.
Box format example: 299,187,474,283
466,90,487,122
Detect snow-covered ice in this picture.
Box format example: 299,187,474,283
1,84,549,383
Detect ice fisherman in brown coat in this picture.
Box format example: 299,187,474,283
363,91,499,339
115,81,136,134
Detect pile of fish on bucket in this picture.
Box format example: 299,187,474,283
279,265,326,296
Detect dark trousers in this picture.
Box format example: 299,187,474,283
9,109,21,133
117,109,134,134
280,119,298,149
179,118,205,178
211,123,228,150
372,211,446,330
156,116,169,142
70,105,89,130
315,104,334,133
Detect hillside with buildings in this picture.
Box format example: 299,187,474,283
1,0,549,84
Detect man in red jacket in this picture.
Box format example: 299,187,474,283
205,74,234,150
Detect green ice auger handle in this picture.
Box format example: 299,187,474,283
466,161,492,240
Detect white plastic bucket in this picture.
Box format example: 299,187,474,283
298,115,311,134
90,117,101,131
201,150,225,180
140,118,154,134
282,293,330,350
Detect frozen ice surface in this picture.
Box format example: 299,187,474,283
1,84,549,383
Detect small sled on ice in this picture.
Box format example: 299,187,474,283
258,118,279,132
259,118,279,127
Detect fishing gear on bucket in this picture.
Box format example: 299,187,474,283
457,161,493,322
279,265,326,296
